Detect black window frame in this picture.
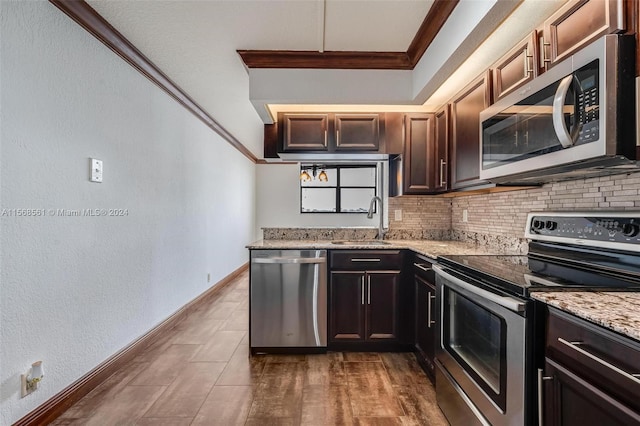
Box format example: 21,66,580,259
300,164,377,214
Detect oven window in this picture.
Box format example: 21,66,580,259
443,287,507,409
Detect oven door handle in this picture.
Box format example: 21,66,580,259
433,265,526,313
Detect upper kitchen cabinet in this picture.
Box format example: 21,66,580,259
272,112,384,155
335,114,380,151
280,113,329,152
492,32,539,101
434,107,449,192
450,71,492,190
403,113,436,194
542,0,625,71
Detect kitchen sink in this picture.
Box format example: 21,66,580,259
331,240,390,246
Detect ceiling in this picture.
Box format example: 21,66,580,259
85,0,566,160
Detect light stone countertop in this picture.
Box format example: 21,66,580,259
246,239,512,259
532,292,640,342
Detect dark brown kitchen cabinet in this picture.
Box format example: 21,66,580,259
542,0,625,71
450,71,491,190
403,113,436,194
492,32,539,101
366,272,400,340
434,107,449,192
335,114,380,151
539,307,640,426
329,271,366,341
281,113,328,151
275,112,383,155
329,270,400,344
329,250,402,349
414,257,436,381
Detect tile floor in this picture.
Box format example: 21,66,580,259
52,270,448,425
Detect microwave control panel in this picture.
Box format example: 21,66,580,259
576,86,599,144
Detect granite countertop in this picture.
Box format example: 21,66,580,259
532,292,640,342
246,239,510,259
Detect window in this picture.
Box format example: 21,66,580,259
300,164,377,213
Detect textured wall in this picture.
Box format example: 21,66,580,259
451,173,640,239
0,2,256,423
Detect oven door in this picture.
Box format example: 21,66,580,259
434,265,528,426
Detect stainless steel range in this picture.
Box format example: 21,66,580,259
434,212,640,426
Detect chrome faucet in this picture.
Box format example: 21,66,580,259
367,196,386,240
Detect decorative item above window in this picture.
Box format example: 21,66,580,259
300,164,329,182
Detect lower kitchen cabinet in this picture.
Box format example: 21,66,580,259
539,307,640,426
329,270,400,344
413,255,437,381
329,250,404,350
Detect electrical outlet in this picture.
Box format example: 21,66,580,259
20,374,28,398
90,158,103,183
20,374,38,398
394,209,403,222
462,209,468,223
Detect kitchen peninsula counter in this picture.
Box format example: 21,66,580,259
532,292,640,342
246,239,513,259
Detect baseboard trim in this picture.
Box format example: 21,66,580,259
13,262,248,426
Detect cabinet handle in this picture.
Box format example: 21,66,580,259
439,159,447,186
557,338,640,385
524,47,534,77
351,258,381,262
427,292,436,328
542,41,551,69
361,276,365,305
537,368,554,426
367,275,371,305
413,263,432,272
324,129,328,147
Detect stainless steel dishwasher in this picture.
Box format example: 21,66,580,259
250,249,327,353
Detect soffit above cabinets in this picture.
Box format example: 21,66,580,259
84,0,568,159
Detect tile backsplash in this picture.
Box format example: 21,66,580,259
452,172,640,239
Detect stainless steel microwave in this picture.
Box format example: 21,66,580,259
479,35,637,185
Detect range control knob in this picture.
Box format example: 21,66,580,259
622,223,640,237
545,221,558,231
532,219,545,231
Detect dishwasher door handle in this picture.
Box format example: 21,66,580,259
252,257,327,264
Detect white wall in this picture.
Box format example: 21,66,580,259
256,163,386,238
0,2,256,423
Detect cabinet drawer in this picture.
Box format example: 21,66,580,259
330,250,403,270
546,308,640,411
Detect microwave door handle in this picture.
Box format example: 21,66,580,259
552,75,581,148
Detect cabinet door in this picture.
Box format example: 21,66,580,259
334,114,380,151
366,271,400,341
281,113,329,151
492,32,538,101
434,107,449,192
415,275,436,375
543,0,625,70
403,113,436,194
542,358,640,426
450,72,491,190
329,271,365,342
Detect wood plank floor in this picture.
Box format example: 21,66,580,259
52,270,449,425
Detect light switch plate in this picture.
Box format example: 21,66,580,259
90,158,103,183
